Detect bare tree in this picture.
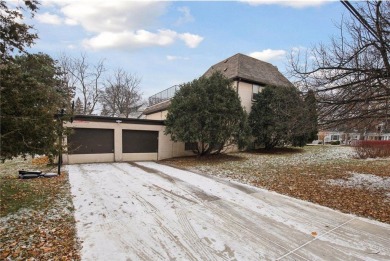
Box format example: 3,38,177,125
288,1,389,131
58,53,76,104
100,69,144,118
74,97,83,114
59,53,105,115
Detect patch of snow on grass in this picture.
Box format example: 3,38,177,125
327,172,390,190
190,146,355,184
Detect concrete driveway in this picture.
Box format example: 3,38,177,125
67,162,390,261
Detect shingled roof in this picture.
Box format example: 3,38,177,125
203,53,293,87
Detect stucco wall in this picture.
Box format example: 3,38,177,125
122,153,157,161
237,81,251,113
236,81,259,113
67,153,115,164
145,111,168,120
63,119,193,164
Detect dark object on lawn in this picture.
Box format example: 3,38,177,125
19,170,42,179
43,172,59,178
18,170,59,179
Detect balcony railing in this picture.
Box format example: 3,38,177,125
148,85,181,106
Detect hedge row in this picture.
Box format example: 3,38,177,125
352,140,390,159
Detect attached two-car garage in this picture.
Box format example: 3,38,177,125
63,115,192,164
68,129,158,155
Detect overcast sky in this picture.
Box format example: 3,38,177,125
28,0,346,99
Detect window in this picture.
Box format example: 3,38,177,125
252,84,262,100
331,135,339,141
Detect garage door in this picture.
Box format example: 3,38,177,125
68,128,114,154
122,130,158,153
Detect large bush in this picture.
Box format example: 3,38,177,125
165,72,249,156
249,85,311,150
1,53,71,161
352,140,390,158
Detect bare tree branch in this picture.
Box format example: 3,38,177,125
288,1,390,131
100,69,144,118
59,53,105,115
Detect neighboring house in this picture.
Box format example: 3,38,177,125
318,122,390,145
144,53,294,120
318,131,361,144
64,54,295,164
365,132,390,141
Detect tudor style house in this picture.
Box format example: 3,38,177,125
143,53,294,120
63,54,294,164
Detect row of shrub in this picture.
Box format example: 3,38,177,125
352,140,390,159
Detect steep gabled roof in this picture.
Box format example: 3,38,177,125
203,53,293,87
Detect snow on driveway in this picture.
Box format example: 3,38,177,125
67,162,390,261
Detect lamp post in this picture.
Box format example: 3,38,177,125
57,108,65,175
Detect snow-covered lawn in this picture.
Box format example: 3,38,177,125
67,162,390,261
328,172,390,190
191,146,356,184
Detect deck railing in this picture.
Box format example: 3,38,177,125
148,85,181,106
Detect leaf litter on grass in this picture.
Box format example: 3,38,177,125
163,146,390,224
0,157,80,260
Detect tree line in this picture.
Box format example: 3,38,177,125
59,53,144,117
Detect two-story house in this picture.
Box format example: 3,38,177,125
63,54,294,164
143,53,294,120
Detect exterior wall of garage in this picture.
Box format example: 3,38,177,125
63,115,194,164
145,110,168,121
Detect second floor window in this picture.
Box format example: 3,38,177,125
252,84,262,100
